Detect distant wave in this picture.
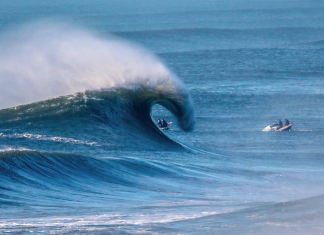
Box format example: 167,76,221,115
114,27,324,34
293,39,324,48
306,39,324,45
114,27,324,53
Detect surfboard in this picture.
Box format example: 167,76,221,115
276,123,293,131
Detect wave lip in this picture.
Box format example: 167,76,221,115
145,80,195,132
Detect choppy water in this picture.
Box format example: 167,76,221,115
1,1,324,234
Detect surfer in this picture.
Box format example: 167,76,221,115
285,118,290,126
272,119,283,129
157,118,171,130
264,118,293,131
157,119,163,128
161,118,168,128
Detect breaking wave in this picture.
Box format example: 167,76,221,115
0,20,195,134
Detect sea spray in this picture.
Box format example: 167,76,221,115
0,20,195,131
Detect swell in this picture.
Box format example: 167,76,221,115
0,149,205,211
0,150,180,188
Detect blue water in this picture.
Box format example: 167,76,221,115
1,1,324,234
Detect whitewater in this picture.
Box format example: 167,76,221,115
1,0,324,234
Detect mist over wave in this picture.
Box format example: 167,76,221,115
0,20,195,131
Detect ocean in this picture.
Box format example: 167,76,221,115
1,0,324,234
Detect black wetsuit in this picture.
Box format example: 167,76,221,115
161,119,168,128
157,120,163,128
278,120,283,129
285,119,290,126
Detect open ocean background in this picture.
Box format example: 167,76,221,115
1,0,324,234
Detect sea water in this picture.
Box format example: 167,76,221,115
1,0,324,234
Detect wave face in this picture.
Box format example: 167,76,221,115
0,87,195,153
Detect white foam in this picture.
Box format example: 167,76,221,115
0,211,221,229
0,147,33,152
0,132,97,146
